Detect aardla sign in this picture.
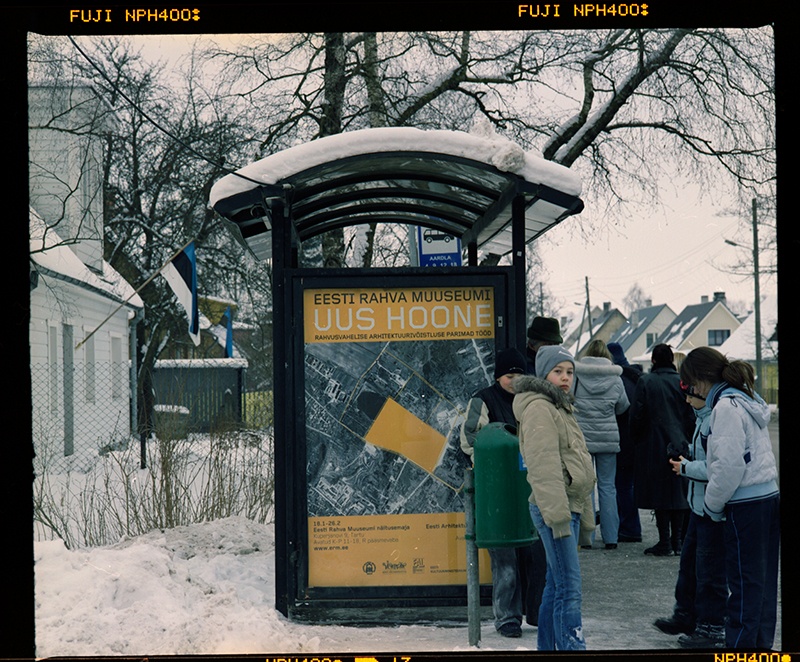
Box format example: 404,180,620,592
304,286,493,343
416,226,462,267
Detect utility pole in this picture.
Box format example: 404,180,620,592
752,198,762,397
724,198,762,396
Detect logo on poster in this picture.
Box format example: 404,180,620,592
362,561,376,575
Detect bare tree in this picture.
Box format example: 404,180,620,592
623,283,653,316
209,28,774,267
31,35,274,434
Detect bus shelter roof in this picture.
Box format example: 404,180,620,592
208,127,584,261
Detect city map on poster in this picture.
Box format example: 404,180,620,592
303,285,497,587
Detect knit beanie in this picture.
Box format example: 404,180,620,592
607,342,629,367
494,348,527,379
535,345,575,380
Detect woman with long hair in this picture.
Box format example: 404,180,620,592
679,347,779,649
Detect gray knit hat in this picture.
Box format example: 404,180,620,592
535,344,575,380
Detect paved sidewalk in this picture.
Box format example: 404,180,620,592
577,508,782,651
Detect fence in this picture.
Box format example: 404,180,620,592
31,361,133,474
31,359,273,475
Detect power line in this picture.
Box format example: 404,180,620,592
67,36,263,188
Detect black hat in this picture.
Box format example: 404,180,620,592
494,348,527,379
527,316,563,344
607,342,629,366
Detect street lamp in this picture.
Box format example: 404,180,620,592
724,198,762,396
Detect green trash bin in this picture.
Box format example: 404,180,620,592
473,422,536,548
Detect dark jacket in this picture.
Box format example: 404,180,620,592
460,381,516,458
616,364,642,470
628,366,694,510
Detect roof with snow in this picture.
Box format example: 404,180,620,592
208,126,584,261
29,207,143,309
609,304,673,353
655,298,736,350
718,294,778,361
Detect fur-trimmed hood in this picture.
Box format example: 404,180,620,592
512,374,574,411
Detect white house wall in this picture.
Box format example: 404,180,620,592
30,273,134,469
678,304,741,352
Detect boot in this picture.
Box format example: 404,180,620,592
677,622,724,649
645,510,673,556
653,612,695,635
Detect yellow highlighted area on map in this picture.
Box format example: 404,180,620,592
364,397,446,474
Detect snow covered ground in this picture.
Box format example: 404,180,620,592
34,512,782,656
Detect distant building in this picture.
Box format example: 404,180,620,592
608,301,677,369
566,301,627,358
718,294,778,404
634,292,741,366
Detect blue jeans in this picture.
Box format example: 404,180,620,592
529,503,586,650
591,452,619,545
615,460,641,539
674,511,727,626
724,495,780,649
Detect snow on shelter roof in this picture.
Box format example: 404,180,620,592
208,127,584,261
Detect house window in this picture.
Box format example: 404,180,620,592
708,329,731,346
646,332,658,348
111,335,123,400
84,332,96,403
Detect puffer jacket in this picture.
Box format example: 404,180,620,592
573,357,630,454
703,383,779,521
512,374,596,539
679,402,712,516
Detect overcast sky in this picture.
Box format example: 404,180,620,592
537,182,774,318
69,33,776,320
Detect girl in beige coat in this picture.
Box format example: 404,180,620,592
513,345,595,650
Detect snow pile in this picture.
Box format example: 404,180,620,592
208,127,581,207
34,517,502,657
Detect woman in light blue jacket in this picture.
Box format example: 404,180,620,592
652,382,727,648
679,347,779,650
574,339,629,549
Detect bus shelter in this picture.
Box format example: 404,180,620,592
209,127,584,622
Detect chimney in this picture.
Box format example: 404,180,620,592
645,298,652,308
701,295,709,304
713,291,727,304
603,302,611,313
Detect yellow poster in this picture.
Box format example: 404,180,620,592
308,512,492,587
303,283,497,592
304,286,494,343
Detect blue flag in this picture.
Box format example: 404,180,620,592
161,242,200,345
223,306,233,358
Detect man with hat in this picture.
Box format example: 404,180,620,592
526,317,563,375
461,347,546,637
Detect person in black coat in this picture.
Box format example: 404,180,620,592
628,344,694,556
607,342,643,543
460,348,546,637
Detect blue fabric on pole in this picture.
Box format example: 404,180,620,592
161,241,200,345
223,306,233,358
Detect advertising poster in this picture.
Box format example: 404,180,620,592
303,285,497,587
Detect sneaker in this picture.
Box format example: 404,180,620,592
677,623,724,649
653,614,695,635
498,622,522,638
